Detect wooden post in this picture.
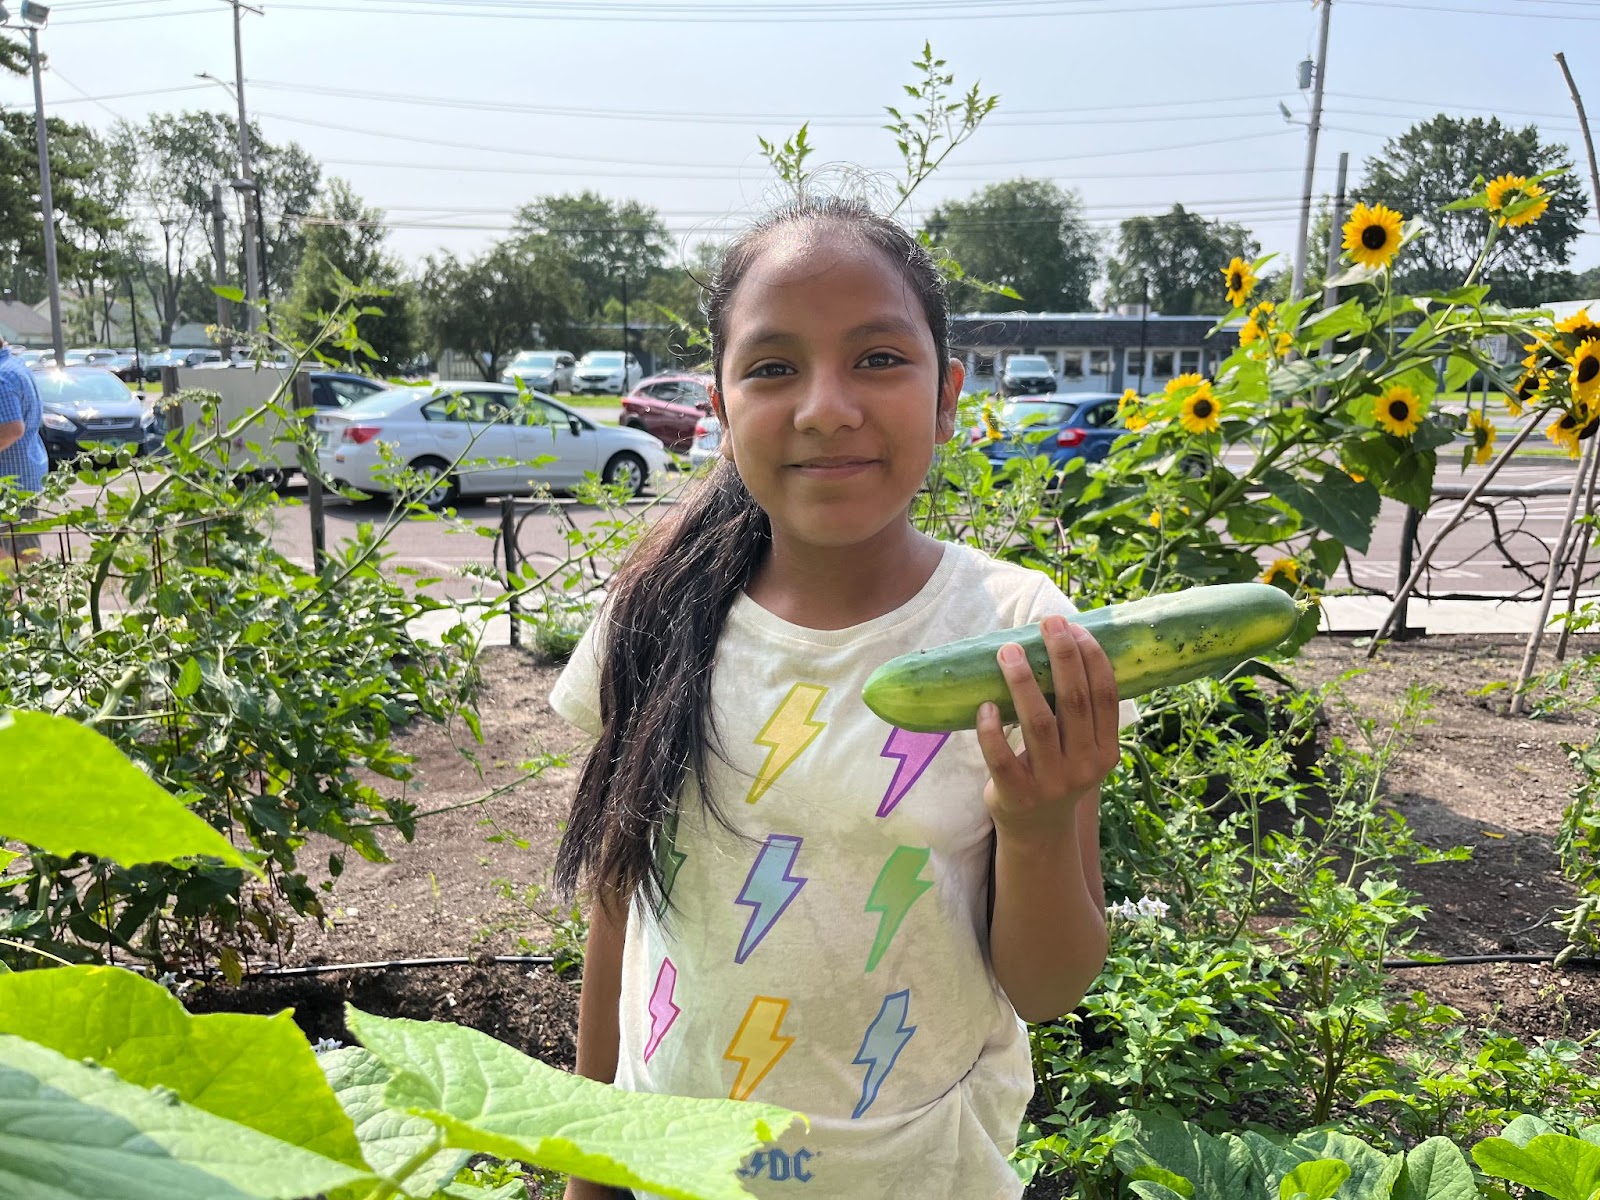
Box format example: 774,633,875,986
294,371,326,573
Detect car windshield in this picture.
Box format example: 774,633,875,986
513,352,557,367
1007,356,1052,374
339,386,425,417
33,370,133,406
1002,400,1076,427
584,353,624,367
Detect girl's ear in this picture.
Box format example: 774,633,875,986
710,382,735,460
934,358,966,445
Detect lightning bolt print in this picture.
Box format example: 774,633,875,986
724,995,795,1102
876,728,952,817
852,989,917,1119
745,683,828,805
734,834,808,964
656,804,687,910
864,845,934,972
643,957,680,1063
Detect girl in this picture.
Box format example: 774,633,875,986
551,197,1136,1200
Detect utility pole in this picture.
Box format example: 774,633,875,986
211,182,233,355
229,0,262,332
1290,0,1332,301
5,5,66,366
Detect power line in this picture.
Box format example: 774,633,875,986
1342,0,1600,17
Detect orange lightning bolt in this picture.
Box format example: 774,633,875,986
724,995,795,1101
745,683,828,805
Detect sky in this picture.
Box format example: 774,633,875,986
3,0,1599,294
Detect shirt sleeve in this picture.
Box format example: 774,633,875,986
548,606,607,737
1026,580,1141,731
0,370,23,426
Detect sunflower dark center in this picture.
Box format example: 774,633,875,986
1361,225,1388,250
1579,358,1599,385
1192,399,1215,420
1560,414,1578,431
1387,399,1411,421
1229,272,1243,290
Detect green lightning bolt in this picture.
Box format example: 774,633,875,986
654,804,687,915
864,845,934,973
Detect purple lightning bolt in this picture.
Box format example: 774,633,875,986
877,728,951,817
644,956,679,1062
852,989,917,1119
734,834,807,964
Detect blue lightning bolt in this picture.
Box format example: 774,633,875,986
734,834,808,964
852,989,917,1119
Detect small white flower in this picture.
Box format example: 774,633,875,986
1136,896,1170,919
311,1037,344,1054
1282,849,1307,870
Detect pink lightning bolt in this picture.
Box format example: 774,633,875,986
644,957,680,1062
877,728,951,817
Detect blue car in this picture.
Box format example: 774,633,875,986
975,392,1132,474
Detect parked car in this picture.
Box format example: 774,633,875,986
316,381,669,506
502,349,576,393
974,392,1130,474
97,354,145,384
688,413,722,469
999,354,1058,397
620,372,713,452
12,349,53,368
31,365,163,467
310,371,388,410
571,350,643,395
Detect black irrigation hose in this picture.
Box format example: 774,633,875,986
1382,952,1600,969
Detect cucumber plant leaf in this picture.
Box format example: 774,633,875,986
320,1045,470,1198
1392,1136,1480,1200
0,711,256,874
1280,1158,1350,1200
0,1034,372,1200
1472,1131,1600,1200
347,1006,802,1200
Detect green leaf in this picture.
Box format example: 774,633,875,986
1129,1165,1196,1198
1500,1114,1558,1147
321,1046,469,1198
212,284,246,302
0,712,257,874
174,657,203,699
1259,467,1382,555
1393,1137,1480,1200
1472,1132,1600,1200
1300,299,1371,344
1280,1159,1350,1200
1129,1181,1192,1200
1113,1112,1258,1199
0,967,366,1168
0,1034,372,1200
346,1007,801,1200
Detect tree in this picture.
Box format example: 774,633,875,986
924,178,1099,312
288,179,414,371
255,140,322,300
1104,204,1260,315
511,191,670,321
419,240,579,381
1357,114,1588,307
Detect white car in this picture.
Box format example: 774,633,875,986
502,349,576,393
315,381,669,506
571,350,642,395
688,413,722,469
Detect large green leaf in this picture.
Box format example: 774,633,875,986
321,1046,470,1198
347,1007,801,1200
0,711,255,874
1281,1159,1350,1200
1472,1132,1600,1200
1393,1137,1480,1200
1288,1130,1404,1198
1112,1111,1258,1198
1259,467,1382,555
0,1034,372,1200
0,966,365,1168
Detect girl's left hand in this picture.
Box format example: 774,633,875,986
975,614,1122,841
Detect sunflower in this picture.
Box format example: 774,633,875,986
1165,371,1207,397
1485,174,1550,228
1147,509,1162,529
1556,309,1600,354
1274,329,1294,356
1373,383,1426,438
1178,382,1223,435
1222,256,1257,308
1571,338,1600,407
1239,316,1262,347
1262,557,1300,587
1468,410,1497,466
1118,388,1149,431
1342,202,1405,270
1548,409,1583,458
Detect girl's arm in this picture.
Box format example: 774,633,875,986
976,616,1121,1025
564,893,631,1200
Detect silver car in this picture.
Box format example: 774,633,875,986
571,350,643,395
502,349,576,393
316,381,669,507
688,413,722,469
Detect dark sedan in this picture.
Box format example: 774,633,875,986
32,366,163,466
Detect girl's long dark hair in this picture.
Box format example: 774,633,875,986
553,195,952,915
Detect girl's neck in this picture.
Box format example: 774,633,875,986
744,517,945,631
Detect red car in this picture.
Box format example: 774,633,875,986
620,372,713,452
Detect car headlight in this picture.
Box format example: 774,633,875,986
41,412,75,432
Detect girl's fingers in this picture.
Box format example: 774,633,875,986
1043,616,1091,756
997,640,1061,776
1074,625,1122,769
975,699,1027,792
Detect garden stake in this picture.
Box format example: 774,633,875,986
1554,428,1600,661
1510,432,1597,714
1368,404,1550,655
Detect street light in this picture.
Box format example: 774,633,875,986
1,0,64,365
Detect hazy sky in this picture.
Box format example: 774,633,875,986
5,0,1599,291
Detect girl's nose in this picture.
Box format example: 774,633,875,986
792,367,864,436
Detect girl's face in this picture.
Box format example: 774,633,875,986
712,227,964,554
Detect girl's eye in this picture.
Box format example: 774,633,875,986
862,351,906,369
747,362,793,379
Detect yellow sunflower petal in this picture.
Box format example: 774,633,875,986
1178,383,1223,435
1342,202,1405,270
1164,371,1207,398
1548,410,1583,458
1468,410,1497,466
1222,256,1257,308
1486,174,1549,228
1570,338,1600,405
1373,383,1425,438
1262,557,1300,587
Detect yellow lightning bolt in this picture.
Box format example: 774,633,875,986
745,683,828,805
724,995,795,1102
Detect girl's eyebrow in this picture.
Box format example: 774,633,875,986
736,317,923,351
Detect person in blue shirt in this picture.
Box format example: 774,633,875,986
0,336,49,565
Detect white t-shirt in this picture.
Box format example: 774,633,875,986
550,540,1137,1200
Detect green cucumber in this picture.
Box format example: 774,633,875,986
861,582,1299,732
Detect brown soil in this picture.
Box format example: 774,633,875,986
185,633,1600,1120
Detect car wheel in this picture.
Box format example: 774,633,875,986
408,456,459,509
255,466,290,492
603,451,647,497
